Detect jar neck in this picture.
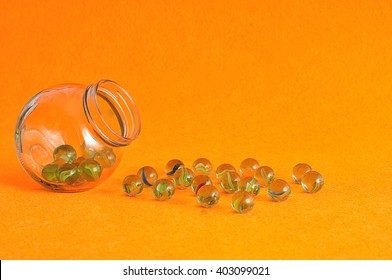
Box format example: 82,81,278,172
83,80,141,147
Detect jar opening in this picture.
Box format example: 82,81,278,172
83,80,141,146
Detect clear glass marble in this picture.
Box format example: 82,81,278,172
192,158,212,175
231,191,255,214
240,158,260,177
254,166,275,188
152,179,176,201
137,166,158,187
173,167,194,190
302,171,324,193
268,179,291,202
219,171,240,194
165,159,184,176
215,163,236,181
239,176,261,195
292,163,312,184
197,185,220,208
191,174,213,194
123,175,144,197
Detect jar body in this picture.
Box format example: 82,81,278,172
15,81,140,192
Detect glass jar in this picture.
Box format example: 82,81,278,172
15,80,141,192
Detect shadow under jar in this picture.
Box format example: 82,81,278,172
15,80,141,192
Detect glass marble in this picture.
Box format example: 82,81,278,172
231,191,255,214
93,148,116,168
239,176,261,195
292,163,312,184
192,158,212,175
152,179,176,201
79,159,102,181
57,163,80,185
122,175,144,197
219,171,240,194
74,156,86,166
302,171,324,193
215,163,236,181
197,185,220,208
41,163,59,182
53,144,77,164
81,142,97,159
255,166,275,188
240,158,260,177
165,159,184,176
137,166,158,187
191,174,213,194
268,179,291,202
173,167,194,190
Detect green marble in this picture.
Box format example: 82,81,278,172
215,163,236,181
81,142,97,159
57,163,80,185
53,144,76,164
152,179,175,201
197,185,220,208
79,158,102,181
231,191,255,214
123,175,144,197
219,171,240,194
94,148,116,168
192,158,212,175
239,176,261,195
41,163,59,182
173,167,194,190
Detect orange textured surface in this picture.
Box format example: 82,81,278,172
1,0,392,259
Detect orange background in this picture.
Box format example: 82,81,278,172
1,0,391,259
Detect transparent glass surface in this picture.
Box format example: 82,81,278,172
15,80,140,192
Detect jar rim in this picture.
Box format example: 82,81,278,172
83,80,141,147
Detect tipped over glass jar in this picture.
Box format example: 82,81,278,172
15,80,141,192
